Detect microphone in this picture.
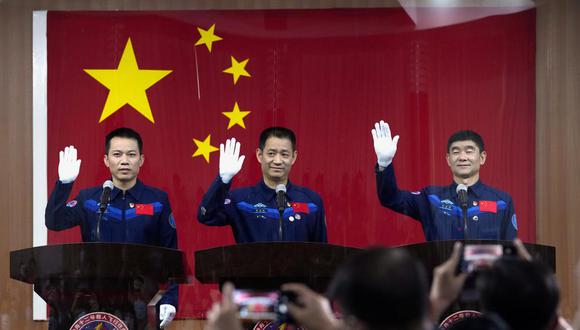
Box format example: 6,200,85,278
99,180,114,214
96,180,113,242
276,184,287,214
456,184,469,238
275,184,287,241
456,184,468,209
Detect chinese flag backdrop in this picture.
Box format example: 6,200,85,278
45,8,535,317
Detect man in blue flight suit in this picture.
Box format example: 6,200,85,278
371,120,517,241
198,127,327,243
45,127,178,329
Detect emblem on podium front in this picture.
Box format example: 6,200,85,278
69,312,129,330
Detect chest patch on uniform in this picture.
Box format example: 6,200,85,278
479,200,497,213
439,199,455,216
291,202,310,214
66,200,78,208
135,204,154,215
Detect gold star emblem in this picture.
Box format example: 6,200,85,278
222,102,251,129
195,24,222,52
223,56,251,85
193,134,219,163
84,38,172,123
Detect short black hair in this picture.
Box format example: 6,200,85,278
259,126,296,151
327,248,429,330
105,127,143,154
477,258,559,330
447,130,485,153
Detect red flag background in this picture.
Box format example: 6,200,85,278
44,8,535,317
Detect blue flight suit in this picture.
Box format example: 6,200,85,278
376,165,517,241
198,176,328,243
45,179,178,307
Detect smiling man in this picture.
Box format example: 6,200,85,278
197,127,327,243
371,120,517,241
44,127,178,329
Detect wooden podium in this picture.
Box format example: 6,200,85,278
194,240,555,292
10,243,187,330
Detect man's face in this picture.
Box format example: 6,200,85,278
256,136,297,185
104,137,144,185
446,140,486,180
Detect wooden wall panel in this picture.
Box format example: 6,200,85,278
1,0,579,328
536,0,580,320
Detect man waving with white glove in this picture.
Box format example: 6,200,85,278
45,128,179,329
372,120,517,241
198,127,327,243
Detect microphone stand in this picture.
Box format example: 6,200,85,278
96,204,107,242
278,211,283,241
461,204,469,240
276,194,286,241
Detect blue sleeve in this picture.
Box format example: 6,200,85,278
312,196,328,243
375,164,422,221
158,192,177,249
197,175,236,226
45,181,85,231
159,283,178,308
503,197,518,240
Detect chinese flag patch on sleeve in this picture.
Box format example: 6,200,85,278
291,202,310,214
479,201,497,213
136,204,154,215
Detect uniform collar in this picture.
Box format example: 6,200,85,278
257,179,293,202
451,180,485,199
110,179,144,200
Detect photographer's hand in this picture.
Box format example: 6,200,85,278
513,238,532,261
281,283,343,330
205,282,242,330
429,242,468,323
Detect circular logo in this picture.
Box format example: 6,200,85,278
439,310,482,329
69,312,128,330
252,320,305,330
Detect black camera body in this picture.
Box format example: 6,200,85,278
456,243,516,274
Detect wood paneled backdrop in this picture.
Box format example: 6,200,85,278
0,0,578,329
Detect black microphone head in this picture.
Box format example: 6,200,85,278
103,180,114,190
276,184,286,194
456,184,468,194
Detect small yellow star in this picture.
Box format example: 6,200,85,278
195,24,222,52
222,102,251,129
84,38,172,123
223,56,251,85
193,134,219,163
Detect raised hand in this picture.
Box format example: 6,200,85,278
58,145,81,184
219,138,245,184
371,120,400,168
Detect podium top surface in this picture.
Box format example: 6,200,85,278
10,242,187,284
195,242,361,283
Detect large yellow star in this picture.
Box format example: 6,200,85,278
222,102,251,129
195,24,222,52
84,38,172,123
223,56,251,85
193,134,219,163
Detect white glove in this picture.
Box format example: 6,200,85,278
159,304,176,328
58,145,81,184
219,138,245,184
371,120,400,168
